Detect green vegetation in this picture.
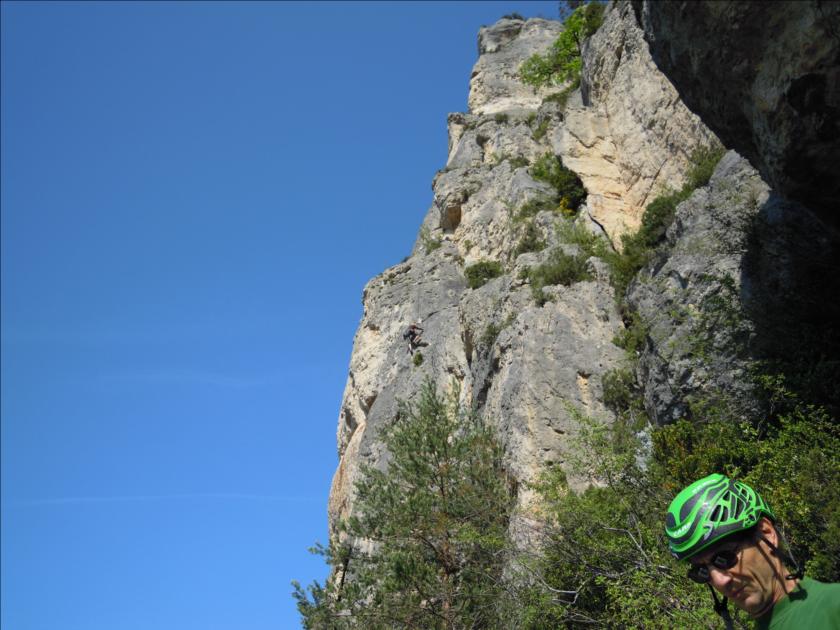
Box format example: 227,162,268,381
513,196,556,223
508,155,530,169
519,2,605,89
531,153,586,217
517,368,840,627
412,351,424,367
481,314,515,349
494,112,509,124
531,118,550,141
464,260,504,289
293,381,515,629
513,221,546,258
528,247,592,305
542,78,580,109
419,225,442,254
604,143,725,298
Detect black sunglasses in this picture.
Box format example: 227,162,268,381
687,547,742,584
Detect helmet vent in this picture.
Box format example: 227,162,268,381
710,505,727,522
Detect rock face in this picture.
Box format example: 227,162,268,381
328,3,722,552
556,1,719,239
627,151,770,425
634,0,840,225
628,148,840,425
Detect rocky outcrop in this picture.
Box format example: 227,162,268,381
554,1,719,239
634,0,840,225
628,149,840,425
328,4,721,551
627,151,769,424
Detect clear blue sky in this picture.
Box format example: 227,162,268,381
1,2,558,628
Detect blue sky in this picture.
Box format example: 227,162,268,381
1,2,558,628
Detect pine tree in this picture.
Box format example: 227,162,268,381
293,381,515,629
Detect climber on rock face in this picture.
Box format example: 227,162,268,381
403,322,426,354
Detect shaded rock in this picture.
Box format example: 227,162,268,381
634,0,840,225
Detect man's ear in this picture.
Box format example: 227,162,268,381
757,517,779,548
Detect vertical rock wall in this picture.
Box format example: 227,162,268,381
327,2,720,550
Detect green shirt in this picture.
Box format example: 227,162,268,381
755,577,840,630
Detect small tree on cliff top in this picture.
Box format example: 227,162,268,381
520,2,605,88
293,380,515,629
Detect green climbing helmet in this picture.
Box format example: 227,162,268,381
665,473,776,560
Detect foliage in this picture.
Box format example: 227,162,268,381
611,309,649,358
464,260,504,289
519,2,605,88
532,118,550,141
494,112,509,124
604,143,725,298
419,225,442,254
556,219,610,257
541,76,580,110
293,381,515,629
481,314,515,349
530,152,586,216
513,196,556,223
527,247,592,305
412,351,424,367
513,221,546,258
518,365,840,627
507,155,530,169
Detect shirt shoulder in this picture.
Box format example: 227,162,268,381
762,578,840,630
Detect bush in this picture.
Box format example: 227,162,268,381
611,310,648,357
412,351,424,366
531,153,586,215
604,142,725,299
528,247,592,304
514,221,546,258
465,260,504,289
532,118,550,141
419,225,442,254
514,196,557,223
519,3,604,88
556,220,610,258
518,369,839,627
494,112,509,123
508,155,530,169
541,77,580,110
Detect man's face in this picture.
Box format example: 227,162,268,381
688,520,787,617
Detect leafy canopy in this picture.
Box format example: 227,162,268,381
293,381,515,629
519,2,605,88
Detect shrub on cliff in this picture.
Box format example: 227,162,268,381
464,260,504,289
293,381,515,629
519,2,605,88
607,143,725,298
531,152,586,216
528,247,592,305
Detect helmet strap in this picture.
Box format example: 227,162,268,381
707,584,735,630
758,533,804,580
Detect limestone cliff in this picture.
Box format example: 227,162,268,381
326,0,840,575
328,3,716,550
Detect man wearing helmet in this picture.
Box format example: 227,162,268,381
665,474,840,629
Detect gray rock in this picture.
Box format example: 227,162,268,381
634,0,840,225
627,151,769,424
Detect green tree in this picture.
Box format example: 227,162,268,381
520,2,605,88
293,381,515,629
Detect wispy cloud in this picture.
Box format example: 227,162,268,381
5,493,320,509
